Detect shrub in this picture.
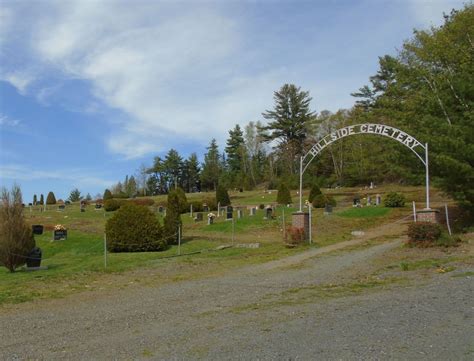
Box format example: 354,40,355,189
203,197,217,211
46,191,56,205
129,198,155,206
308,183,322,203
104,199,123,212
216,184,231,206
164,190,182,244
277,182,292,205
286,226,305,245
103,189,113,200
407,222,442,246
106,203,166,252
175,187,188,214
259,204,265,210
384,192,406,207
188,201,203,213
312,194,336,208
0,185,36,272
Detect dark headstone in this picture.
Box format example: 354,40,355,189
26,247,42,268
58,205,66,210
65,200,71,205
95,204,102,209
265,207,273,219
226,206,233,220
32,225,44,235
195,212,203,222
203,204,209,212
54,229,67,241
158,206,164,213
324,204,333,214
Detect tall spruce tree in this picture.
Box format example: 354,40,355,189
201,139,221,191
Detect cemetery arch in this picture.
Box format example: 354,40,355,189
298,123,430,211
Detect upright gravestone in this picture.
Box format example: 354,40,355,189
237,209,243,219
265,206,273,219
80,203,86,213
226,206,233,220
367,196,372,206
376,194,381,206
195,212,203,222
58,205,66,211
250,207,256,216
324,204,333,215
203,204,209,212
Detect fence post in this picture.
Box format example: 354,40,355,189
412,201,417,222
178,226,181,255
309,205,312,245
104,233,107,269
445,204,452,236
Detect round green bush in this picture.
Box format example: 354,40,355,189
311,194,336,208
105,203,166,252
384,192,406,207
104,199,123,212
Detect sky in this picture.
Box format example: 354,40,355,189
0,0,467,202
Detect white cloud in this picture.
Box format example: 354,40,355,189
0,71,35,95
0,113,20,127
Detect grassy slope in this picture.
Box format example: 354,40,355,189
0,185,445,306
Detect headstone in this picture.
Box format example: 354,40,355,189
195,212,203,222
367,196,372,206
226,206,233,220
203,204,209,212
207,214,214,225
370,181,374,189
32,225,44,235
53,229,67,241
250,207,256,216
94,204,102,209
376,194,381,206
324,204,333,214
80,203,86,212
58,204,66,211
26,247,42,268
265,206,273,219
158,206,164,213
237,209,243,219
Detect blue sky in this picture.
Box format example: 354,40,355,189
0,0,467,202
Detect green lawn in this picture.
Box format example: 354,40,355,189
0,186,420,306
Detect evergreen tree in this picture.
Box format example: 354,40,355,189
33,194,37,205
215,184,231,206
164,189,182,245
85,193,92,201
39,194,44,205
308,183,322,203
103,189,113,200
46,191,56,205
276,182,292,205
163,149,183,191
201,139,221,191
260,84,316,174
126,176,137,197
225,124,245,173
175,187,188,214
69,188,82,202
183,153,200,193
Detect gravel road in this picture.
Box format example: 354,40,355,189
1,237,473,360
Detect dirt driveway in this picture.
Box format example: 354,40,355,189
1,226,473,360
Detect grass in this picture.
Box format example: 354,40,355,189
0,185,430,306
336,207,391,218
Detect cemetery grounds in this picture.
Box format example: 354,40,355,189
0,185,473,359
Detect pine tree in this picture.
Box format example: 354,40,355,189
163,149,183,191
216,184,231,206
276,182,292,205
69,188,81,202
46,191,56,205
260,84,316,174
308,183,322,203
33,194,37,205
183,153,200,193
164,189,182,245
39,194,44,205
201,139,221,191
103,189,113,200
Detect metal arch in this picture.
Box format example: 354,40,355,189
298,123,430,212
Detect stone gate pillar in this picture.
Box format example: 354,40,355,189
292,212,310,240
